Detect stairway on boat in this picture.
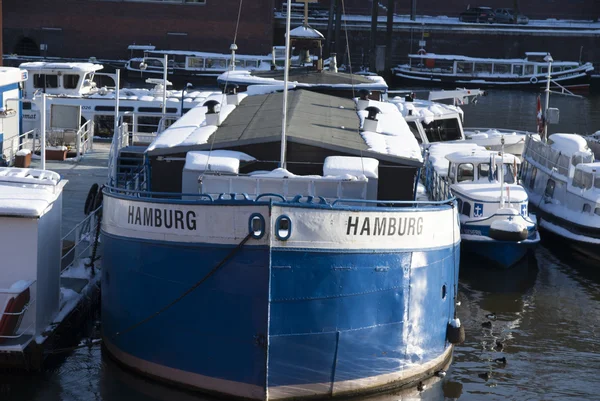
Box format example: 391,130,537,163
116,146,146,188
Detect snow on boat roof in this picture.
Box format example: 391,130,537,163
323,156,379,179
289,25,325,39
453,182,528,203
128,44,156,50
148,49,271,61
357,98,422,161
0,168,64,217
427,142,486,175
548,133,591,156
0,67,28,85
20,62,104,72
390,97,462,124
575,162,600,173
445,150,520,164
406,53,579,65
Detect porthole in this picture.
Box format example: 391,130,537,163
442,284,447,300
275,215,292,241
248,213,265,239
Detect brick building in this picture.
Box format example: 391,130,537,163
3,0,275,60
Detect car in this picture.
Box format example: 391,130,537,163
494,8,529,24
459,6,495,23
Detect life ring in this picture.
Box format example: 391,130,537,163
417,49,427,56
84,183,99,215
530,76,538,84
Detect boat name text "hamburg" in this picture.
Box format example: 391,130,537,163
127,206,197,230
346,216,424,236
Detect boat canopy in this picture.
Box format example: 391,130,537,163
445,150,520,165
20,62,103,73
547,133,591,157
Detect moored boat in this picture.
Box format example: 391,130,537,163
522,133,600,260
427,142,539,268
100,58,464,401
392,52,594,92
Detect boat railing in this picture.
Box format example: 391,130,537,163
2,129,38,166
61,205,102,271
463,127,531,136
422,159,452,202
107,122,129,187
0,280,37,341
523,134,570,177
74,120,94,161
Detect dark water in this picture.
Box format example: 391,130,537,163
6,90,600,401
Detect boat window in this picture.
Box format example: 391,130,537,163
245,60,259,68
93,114,130,138
529,168,537,189
583,204,592,213
138,116,162,133
63,74,80,89
406,121,422,144
94,106,135,112
520,160,528,181
572,153,594,167
462,201,471,217
474,63,492,74
448,163,456,182
146,59,164,68
493,64,511,74
513,65,523,75
187,57,204,69
595,207,600,217
33,74,58,88
22,102,32,110
573,169,593,189
456,62,473,74
479,163,491,179
422,118,461,142
594,176,600,190
539,67,548,74
206,58,226,69
544,179,555,198
457,163,474,182
524,65,534,75
457,198,463,212
502,164,516,184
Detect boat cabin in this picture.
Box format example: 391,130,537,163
444,150,520,185
20,62,105,98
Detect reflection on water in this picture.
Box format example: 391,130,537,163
8,90,600,400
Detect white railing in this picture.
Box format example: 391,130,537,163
0,281,37,341
2,130,38,166
74,120,95,161
61,206,102,272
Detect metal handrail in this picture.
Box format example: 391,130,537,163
61,206,102,267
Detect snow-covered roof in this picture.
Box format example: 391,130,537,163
0,168,64,218
391,97,462,124
406,53,580,65
0,67,27,86
575,162,600,174
427,142,486,175
323,156,379,179
289,25,325,39
146,93,242,151
445,150,520,165
148,49,271,61
548,133,590,156
357,99,423,161
453,182,528,203
128,44,156,50
20,62,104,73
463,129,527,146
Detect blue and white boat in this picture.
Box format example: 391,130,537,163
428,142,539,268
99,2,462,398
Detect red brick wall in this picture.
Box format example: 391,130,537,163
4,0,275,59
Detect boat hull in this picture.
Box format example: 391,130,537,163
461,233,539,269
101,194,461,400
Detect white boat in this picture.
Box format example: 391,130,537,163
388,89,530,156
427,142,540,268
19,62,223,139
522,133,600,259
392,52,594,92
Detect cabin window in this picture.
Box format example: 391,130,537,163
479,163,491,179
529,168,537,189
138,116,162,133
187,57,204,69
422,118,461,142
520,160,528,181
206,58,226,69
462,201,471,217
572,154,593,167
22,102,32,110
448,163,456,182
456,62,473,74
457,163,474,182
544,179,555,198
501,164,516,184
93,115,130,137
33,74,58,89
513,65,523,75
594,176,600,190
493,64,511,74
474,63,492,74
63,74,80,89
457,198,463,212
524,65,534,75
583,204,592,213
595,207,600,217
406,121,422,144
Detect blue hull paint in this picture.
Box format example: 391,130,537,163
461,235,539,269
101,233,459,398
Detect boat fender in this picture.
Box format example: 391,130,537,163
447,319,465,344
530,76,538,84
93,187,104,215
84,183,99,215
489,227,528,241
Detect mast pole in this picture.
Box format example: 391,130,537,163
280,0,292,169
543,53,553,143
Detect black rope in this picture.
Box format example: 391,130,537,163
114,232,254,339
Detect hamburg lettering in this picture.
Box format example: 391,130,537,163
346,216,423,236
128,206,197,230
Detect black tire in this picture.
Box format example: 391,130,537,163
84,183,99,215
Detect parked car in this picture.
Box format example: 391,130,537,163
459,6,495,23
494,8,529,24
